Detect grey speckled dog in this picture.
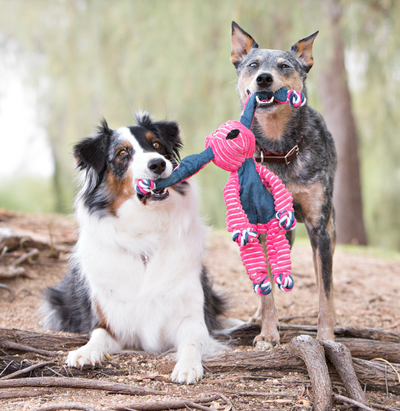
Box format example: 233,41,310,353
230,21,337,346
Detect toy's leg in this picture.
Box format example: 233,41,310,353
239,240,271,296
265,219,294,292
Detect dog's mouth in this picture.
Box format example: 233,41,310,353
137,188,170,204
246,89,278,111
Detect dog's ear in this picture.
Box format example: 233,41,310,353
74,118,112,174
231,21,259,69
290,31,319,72
153,120,183,163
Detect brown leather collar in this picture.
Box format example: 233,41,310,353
254,137,304,165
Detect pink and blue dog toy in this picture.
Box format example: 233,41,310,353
136,89,299,295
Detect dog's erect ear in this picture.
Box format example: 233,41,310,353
231,21,259,68
154,120,183,162
74,118,112,174
290,31,319,72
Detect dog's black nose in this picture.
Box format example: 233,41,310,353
256,72,274,87
148,158,166,175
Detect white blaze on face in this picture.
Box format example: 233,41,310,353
115,127,173,181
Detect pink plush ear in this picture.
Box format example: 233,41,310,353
230,21,258,68
290,31,319,72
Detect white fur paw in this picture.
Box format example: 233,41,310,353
171,359,203,384
67,346,105,368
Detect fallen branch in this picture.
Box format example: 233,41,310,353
0,361,55,380
289,335,332,411
34,405,100,411
320,339,368,407
112,395,220,411
218,393,237,411
2,341,57,357
11,248,39,267
333,394,375,411
222,390,298,397
0,388,51,400
0,266,26,279
0,377,163,396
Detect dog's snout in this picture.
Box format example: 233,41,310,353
256,72,274,87
148,158,166,175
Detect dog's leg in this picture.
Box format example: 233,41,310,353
306,212,336,341
171,318,210,384
250,234,280,349
67,328,122,368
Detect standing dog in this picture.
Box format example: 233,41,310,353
230,22,337,345
41,113,226,384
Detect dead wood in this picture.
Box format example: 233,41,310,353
222,390,298,397
34,405,100,411
0,388,52,399
0,360,55,380
2,340,57,357
333,394,375,411
0,230,51,252
0,328,89,352
0,266,26,279
218,323,400,345
320,339,368,409
112,395,220,411
289,335,333,411
11,248,39,267
0,377,163,396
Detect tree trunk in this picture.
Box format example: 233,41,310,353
318,0,367,245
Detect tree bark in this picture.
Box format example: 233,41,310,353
318,0,367,245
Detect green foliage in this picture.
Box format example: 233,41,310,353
0,0,400,249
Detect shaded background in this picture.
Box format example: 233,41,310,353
0,0,399,251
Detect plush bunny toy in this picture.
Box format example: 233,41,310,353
136,91,298,296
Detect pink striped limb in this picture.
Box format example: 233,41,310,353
266,219,294,292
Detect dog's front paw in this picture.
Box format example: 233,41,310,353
67,346,105,368
171,359,203,385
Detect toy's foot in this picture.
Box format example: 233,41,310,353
253,277,271,296
274,273,294,292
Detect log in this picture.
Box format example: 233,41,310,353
320,339,368,408
218,323,400,345
289,335,333,411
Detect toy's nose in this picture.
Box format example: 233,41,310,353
256,72,274,87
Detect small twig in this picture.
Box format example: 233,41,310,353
222,390,298,398
112,395,220,411
218,393,237,411
0,360,14,377
0,361,54,380
0,283,15,302
0,246,8,260
34,405,100,411
333,394,375,411
278,314,318,322
11,248,39,267
45,365,65,378
0,377,163,396
371,358,400,384
2,341,57,357
370,402,400,411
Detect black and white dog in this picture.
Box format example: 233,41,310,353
41,112,226,384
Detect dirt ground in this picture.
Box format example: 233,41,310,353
0,209,399,410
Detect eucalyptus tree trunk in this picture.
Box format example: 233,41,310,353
318,0,367,245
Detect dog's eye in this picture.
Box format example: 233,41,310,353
118,149,128,157
249,62,258,68
153,142,161,149
281,63,291,69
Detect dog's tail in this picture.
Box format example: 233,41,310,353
39,264,95,334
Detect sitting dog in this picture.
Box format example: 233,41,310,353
41,112,226,384
230,22,337,345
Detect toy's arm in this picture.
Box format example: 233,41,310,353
256,163,296,231
224,172,257,246
136,146,215,194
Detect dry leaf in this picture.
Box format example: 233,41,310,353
297,397,311,407
211,401,223,410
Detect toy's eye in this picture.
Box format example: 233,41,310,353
118,149,128,157
249,62,258,68
226,130,240,140
153,142,161,149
